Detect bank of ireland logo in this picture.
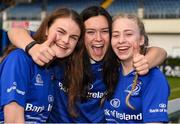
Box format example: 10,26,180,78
124,81,142,96
110,98,120,108
159,103,166,109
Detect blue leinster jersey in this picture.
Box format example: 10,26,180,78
0,49,54,123
104,66,170,123
48,62,106,122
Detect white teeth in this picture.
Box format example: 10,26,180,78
117,46,129,51
56,43,67,49
93,44,103,48
117,46,128,49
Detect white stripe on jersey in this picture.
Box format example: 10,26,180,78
25,115,46,122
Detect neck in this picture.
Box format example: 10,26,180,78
90,58,102,64
121,59,134,75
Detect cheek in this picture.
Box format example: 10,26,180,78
111,42,116,51
103,33,110,40
85,35,93,43
84,39,90,49
55,35,61,41
111,38,117,46
105,36,110,44
70,42,78,50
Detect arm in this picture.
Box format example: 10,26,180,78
7,28,34,51
142,69,169,123
133,47,167,75
146,46,167,68
4,102,24,123
7,28,55,66
0,51,30,123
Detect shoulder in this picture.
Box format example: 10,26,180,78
8,48,28,56
1,49,34,68
140,67,169,86
4,49,31,62
140,67,166,80
140,67,169,89
148,67,166,79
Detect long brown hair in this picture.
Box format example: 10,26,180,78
1,8,85,117
36,8,85,117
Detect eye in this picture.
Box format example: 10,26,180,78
57,30,64,35
112,33,119,38
127,33,132,35
125,31,133,36
101,29,109,34
70,36,79,42
113,35,119,37
86,30,95,35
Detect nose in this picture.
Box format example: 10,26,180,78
119,35,126,43
95,31,102,42
62,35,69,44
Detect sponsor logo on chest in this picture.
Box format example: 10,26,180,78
58,82,105,99
124,81,142,96
105,98,142,121
25,103,45,113
35,74,44,86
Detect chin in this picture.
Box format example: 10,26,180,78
56,53,68,58
94,56,104,62
118,56,128,60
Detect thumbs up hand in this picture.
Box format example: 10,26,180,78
28,33,56,66
133,43,149,75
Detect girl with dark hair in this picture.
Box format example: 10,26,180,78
7,6,167,122
103,13,170,123
0,7,84,123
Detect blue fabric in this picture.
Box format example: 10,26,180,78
104,66,170,123
48,62,106,122
0,49,54,123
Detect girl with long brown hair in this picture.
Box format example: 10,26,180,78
0,7,84,123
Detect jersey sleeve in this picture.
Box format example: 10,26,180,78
0,49,32,108
29,30,36,36
142,68,170,122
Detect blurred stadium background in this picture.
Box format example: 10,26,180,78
0,0,180,122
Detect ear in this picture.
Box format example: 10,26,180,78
139,35,145,46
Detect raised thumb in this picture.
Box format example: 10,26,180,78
45,33,57,46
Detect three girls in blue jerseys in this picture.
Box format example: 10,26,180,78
0,6,169,123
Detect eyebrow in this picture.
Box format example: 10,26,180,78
85,27,109,30
124,29,133,32
57,27,80,38
112,31,119,33
112,29,133,33
57,27,66,33
71,34,79,38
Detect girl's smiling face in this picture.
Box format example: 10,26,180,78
111,18,144,62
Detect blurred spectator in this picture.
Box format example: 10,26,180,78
0,29,10,56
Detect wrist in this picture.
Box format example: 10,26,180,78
25,41,38,54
